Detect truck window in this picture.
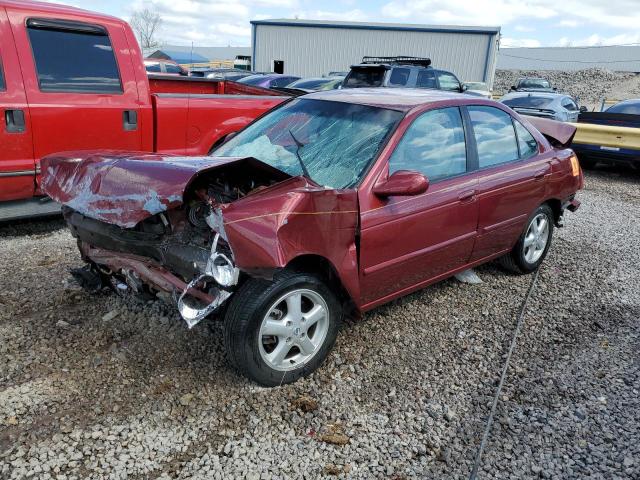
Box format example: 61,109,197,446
343,67,385,88
436,71,461,92
416,70,436,89
26,18,123,94
389,68,410,86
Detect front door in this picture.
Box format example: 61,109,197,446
0,8,34,201
7,10,144,188
359,107,479,308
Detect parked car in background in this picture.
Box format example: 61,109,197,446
342,56,465,93
0,0,290,220
510,77,556,93
190,68,254,81
42,88,583,386
500,92,584,122
572,99,640,169
144,59,188,76
286,76,344,92
239,73,301,89
463,81,491,99
328,71,349,77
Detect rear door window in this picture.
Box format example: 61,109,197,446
416,70,437,89
344,67,385,88
468,106,519,168
436,71,461,91
26,19,123,94
514,120,538,159
389,107,467,182
389,68,410,86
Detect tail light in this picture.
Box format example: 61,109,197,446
569,154,580,177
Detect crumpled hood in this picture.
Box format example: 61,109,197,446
40,151,285,228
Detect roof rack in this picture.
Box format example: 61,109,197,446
361,56,432,67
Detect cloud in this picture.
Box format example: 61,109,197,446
514,25,535,32
557,19,579,27
501,37,542,48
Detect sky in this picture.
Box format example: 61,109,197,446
47,0,640,49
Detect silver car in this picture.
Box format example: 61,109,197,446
500,92,583,122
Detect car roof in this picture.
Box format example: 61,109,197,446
303,88,483,112
612,99,640,106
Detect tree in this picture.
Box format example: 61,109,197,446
130,7,162,50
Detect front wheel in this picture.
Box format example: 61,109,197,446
223,271,341,386
499,204,554,274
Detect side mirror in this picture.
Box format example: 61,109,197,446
460,84,468,92
553,87,557,91
373,170,429,198
579,106,588,113
510,85,516,91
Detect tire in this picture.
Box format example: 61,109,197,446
223,270,342,386
499,204,554,275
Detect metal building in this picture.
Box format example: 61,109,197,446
497,46,640,72
251,19,501,86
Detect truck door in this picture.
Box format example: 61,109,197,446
0,8,34,201
7,11,143,188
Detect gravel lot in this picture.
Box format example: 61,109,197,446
1,168,638,479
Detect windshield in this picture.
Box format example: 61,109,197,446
466,82,487,90
519,79,551,89
238,75,267,86
607,102,640,115
503,96,554,109
214,99,403,189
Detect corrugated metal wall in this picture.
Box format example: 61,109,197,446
497,46,640,72
253,24,499,86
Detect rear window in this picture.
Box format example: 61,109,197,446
27,19,122,94
607,102,640,115
518,79,550,89
503,96,554,109
238,75,267,86
343,67,385,88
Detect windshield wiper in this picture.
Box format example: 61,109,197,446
288,129,311,179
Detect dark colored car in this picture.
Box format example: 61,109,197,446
238,73,301,89
510,77,556,93
41,89,583,386
342,56,465,93
572,99,640,169
286,76,344,92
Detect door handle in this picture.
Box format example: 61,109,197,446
5,109,25,133
534,169,547,180
458,189,476,202
123,110,138,131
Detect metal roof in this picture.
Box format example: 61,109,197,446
251,19,500,35
145,46,251,63
497,46,640,72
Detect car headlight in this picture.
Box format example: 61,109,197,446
206,252,239,287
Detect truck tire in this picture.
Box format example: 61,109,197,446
499,204,554,275
223,270,341,386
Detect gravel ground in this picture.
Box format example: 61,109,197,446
1,168,638,479
494,69,640,109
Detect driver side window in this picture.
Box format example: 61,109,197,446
388,107,467,182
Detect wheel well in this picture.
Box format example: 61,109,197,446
286,255,355,309
544,199,562,224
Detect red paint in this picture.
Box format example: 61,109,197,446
43,89,582,313
0,0,288,204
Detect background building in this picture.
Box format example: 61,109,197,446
250,19,501,86
497,45,640,72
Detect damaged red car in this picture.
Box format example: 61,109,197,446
41,89,583,386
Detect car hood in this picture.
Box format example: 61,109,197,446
40,151,292,228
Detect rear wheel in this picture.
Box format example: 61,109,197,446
223,271,341,386
499,204,554,274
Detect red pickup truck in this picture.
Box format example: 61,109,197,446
0,0,287,220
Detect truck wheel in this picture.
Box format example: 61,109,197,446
499,204,554,275
223,270,341,386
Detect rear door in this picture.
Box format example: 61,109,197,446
359,107,479,307
7,10,143,183
0,8,35,201
467,106,550,261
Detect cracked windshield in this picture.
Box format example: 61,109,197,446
214,98,402,189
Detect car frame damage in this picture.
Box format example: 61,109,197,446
42,151,360,329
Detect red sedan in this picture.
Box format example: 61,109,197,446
41,89,583,386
